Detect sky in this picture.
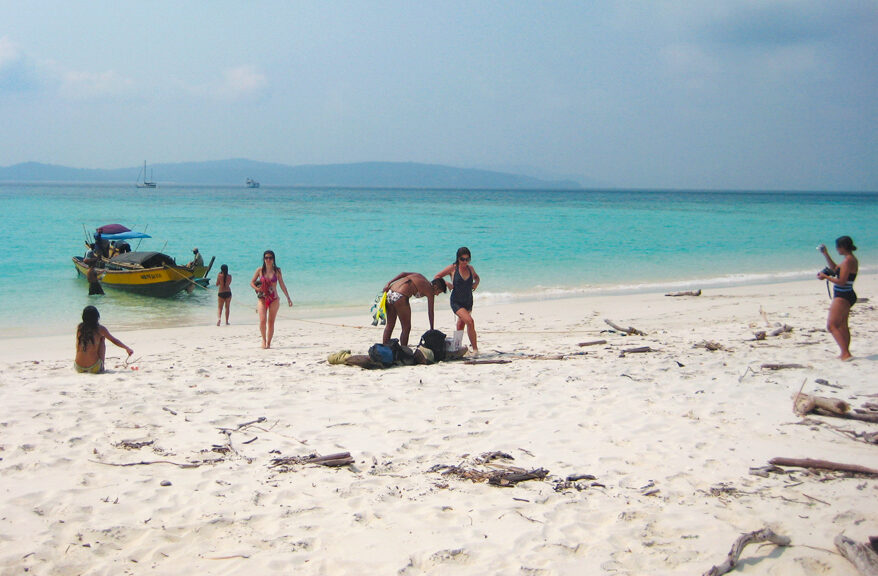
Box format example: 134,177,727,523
1,1,876,191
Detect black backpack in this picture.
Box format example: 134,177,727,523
419,329,447,362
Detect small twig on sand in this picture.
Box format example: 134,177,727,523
762,363,807,371
89,459,201,469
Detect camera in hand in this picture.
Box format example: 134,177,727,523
820,266,838,278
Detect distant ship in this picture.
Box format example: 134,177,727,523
136,161,157,189
246,178,260,188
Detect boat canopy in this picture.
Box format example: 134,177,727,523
109,251,177,268
101,231,152,241
96,224,130,234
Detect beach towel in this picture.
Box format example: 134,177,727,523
327,350,352,364
370,292,388,326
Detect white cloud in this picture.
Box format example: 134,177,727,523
220,66,267,99
57,68,134,99
0,36,21,69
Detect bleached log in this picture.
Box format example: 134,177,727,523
768,457,878,477
793,393,850,416
666,289,701,297
702,528,791,576
835,534,878,576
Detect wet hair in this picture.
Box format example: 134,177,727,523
431,277,448,293
455,246,471,264
220,264,228,274
261,250,280,275
836,236,857,252
77,306,100,351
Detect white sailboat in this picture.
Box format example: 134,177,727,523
136,161,158,189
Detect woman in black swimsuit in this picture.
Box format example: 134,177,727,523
817,236,858,361
216,264,232,326
434,247,481,354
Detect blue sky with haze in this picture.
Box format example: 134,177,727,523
1,1,876,190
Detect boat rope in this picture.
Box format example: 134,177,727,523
162,264,209,291
288,317,598,335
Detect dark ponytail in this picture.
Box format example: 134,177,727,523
836,236,857,252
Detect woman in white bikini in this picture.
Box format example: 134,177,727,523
381,272,446,346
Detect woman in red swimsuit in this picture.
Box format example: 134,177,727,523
250,250,293,349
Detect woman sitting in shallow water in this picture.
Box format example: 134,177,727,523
74,306,133,373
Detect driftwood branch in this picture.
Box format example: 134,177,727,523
488,468,548,487
666,289,701,297
768,457,878,477
814,408,878,424
269,451,354,470
577,339,607,347
793,392,850,416
761,363,807,371
604,319,646,336
770,324,793,337
799,418,878,445
695,340,726,351
753,324,793,341
835,534,878,576
621,346,655,356
703,528,791,576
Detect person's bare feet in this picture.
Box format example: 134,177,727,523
840,354,853,362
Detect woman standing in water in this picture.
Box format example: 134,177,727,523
817,236,858,361
216,264,232,326
434,247,480,354
250,250,293,349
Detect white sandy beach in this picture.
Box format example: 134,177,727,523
1,275,876,575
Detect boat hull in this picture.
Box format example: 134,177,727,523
73,257,194,298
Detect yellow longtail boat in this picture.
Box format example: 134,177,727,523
73,224,212,297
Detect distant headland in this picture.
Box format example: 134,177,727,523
0,159,584,189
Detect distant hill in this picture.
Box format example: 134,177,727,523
0,159,583,189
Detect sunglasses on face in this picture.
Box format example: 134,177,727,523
459,256,470,262
264,256,274,260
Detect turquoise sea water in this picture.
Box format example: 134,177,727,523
1,184,875,337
